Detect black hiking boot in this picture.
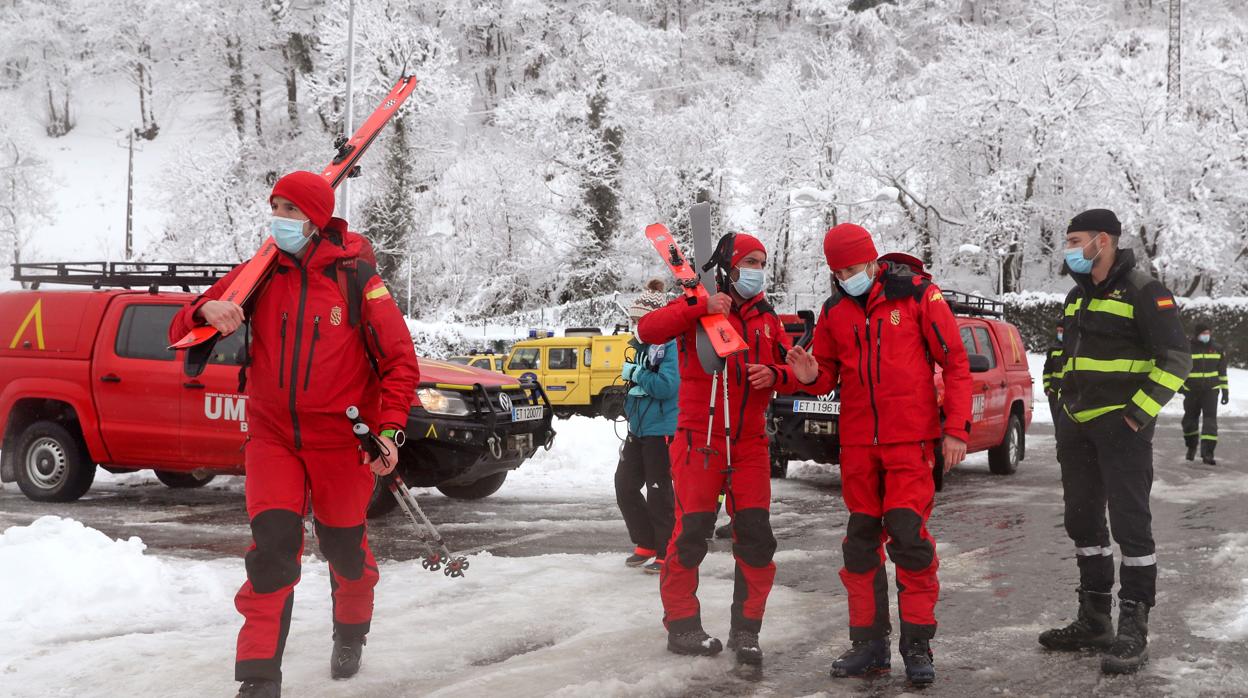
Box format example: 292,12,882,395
235,679,280,698
330,633,366,679
667,628,723,657
643,560,663,575
727,629,763,666
1038,588,1114,651
829,639,890,678
1202,455,1217,466
900,637,935,686
1185,444,1197,461
1101,600,1150,675
625,552,651,567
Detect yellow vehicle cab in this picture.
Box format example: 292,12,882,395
503,327,633,419
448,351,507,373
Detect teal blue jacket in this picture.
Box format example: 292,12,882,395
624,339,679,437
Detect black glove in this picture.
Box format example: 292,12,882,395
1223,390,1230,406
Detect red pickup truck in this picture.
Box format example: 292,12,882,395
0,263,554,514
768,290,1034,487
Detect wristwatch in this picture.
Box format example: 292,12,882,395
379,428,406,447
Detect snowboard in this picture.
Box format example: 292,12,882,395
168,75,420,353
644,223,747,368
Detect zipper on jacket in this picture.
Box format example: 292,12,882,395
287,244,317,449
930,321,949,355
303,315,320,391
278,312,288,389
853,326,865,386
366,322,387,358
875,318,883,382
864,318,880,445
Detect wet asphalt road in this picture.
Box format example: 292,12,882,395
2,418,1247,696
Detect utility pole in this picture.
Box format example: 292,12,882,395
125,130,135,260
338,0,357,221
1166,0,1182,120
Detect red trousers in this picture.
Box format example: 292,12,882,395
839,441,940,641
661,429,776,634
234,437,379,682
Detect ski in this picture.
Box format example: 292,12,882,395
168,75,420,353
644,223,747,362
688,202,732,373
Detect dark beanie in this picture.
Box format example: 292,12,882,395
823,223,879,270
1067,209,1121,236
270,171,335,230
1195,322,1211,334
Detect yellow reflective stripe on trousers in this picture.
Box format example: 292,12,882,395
1065,404,1126,422
1148,367,1185,392
1063,357,1155,374
1131,390,1162,418
1187,371,1220,379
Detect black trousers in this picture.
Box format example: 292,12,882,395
615,434,675,559
1181,389,1219,457
1055,410,1157,606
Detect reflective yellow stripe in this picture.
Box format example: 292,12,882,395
1065,404,1125,422
1148,367,1185,392
1201,435,1219,441
1191,353,1222,360
1188,371,1220,379
1085,298,1135,319
1064,299,1083,317
1131,390,1162,418
1063,357,1154,374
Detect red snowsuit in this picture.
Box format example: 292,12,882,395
775,260,971,641
169,222,420,682
637,292,791,635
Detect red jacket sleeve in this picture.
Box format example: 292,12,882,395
920,284,972,442
359,270,420,430
775,306,840,395
167,262,247,343
637,295,705,345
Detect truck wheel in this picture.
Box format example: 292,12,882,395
155,471,216,488
14,420,95,502
366,476,399,519
598,388,626,421
437,471,508,500
988,413,1023,475
770,451,788,479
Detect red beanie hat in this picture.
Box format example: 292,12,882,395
729,233,766,266
823,223,879,270
270,171,335,230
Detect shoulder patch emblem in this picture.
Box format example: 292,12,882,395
364,277,391,302
890,309,901,326
1107,289,1124,300
929,289,944,303
1155,296,1176,311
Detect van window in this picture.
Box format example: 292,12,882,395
972,326,998,369
959,326,976,358
202,325,249,367
509,348,540,370
494,358,504,372
115,305,179,361
584,348,592,368
548,348,577,370
471,358,490,370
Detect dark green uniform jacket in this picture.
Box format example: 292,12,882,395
1059,249,1192,426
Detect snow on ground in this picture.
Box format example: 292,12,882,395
1025,352,1248,425
495,416,627,499
0,515,827,698
1189,533,1248,642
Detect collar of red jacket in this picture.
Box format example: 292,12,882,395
276,217,366,270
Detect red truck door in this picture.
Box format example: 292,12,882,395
179,327,250,467
92,301,187,466
964,320,1008,449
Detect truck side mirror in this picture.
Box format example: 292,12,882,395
968,353,991,373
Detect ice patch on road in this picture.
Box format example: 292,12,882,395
1189,533,1248,642
1152,471,1248,505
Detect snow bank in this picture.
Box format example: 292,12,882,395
500,416,625,498
1189,533,1248,642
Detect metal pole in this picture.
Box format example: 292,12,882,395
125,131,134,261
339,0,357,221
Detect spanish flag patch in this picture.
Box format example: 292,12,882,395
1155,296,1175,311
364,277,391,302
929,289,944,303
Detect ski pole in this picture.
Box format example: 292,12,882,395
721,366,739,524
699,370,719,470
345,406,469,578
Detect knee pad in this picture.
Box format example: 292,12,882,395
883,508,935,571
246,509,304,593
732,508,777,568
674,512,716,567
843,513,884,574
314,520,366,580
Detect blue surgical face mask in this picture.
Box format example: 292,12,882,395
1198,333,1211,344
733,267,765,298
271,216,310,254
1057,332,1064,343
1063,238,1101,275
840,268,874,297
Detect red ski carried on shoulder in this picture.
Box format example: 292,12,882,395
645,223,748,359
168,75,420,351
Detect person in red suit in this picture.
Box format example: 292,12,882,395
775,223,971,686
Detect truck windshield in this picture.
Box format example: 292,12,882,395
509,348,540,370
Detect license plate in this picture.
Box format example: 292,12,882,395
793,400,839,415
511,406,544,422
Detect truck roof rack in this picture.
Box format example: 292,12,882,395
11,262,235,293
944,290,1003,318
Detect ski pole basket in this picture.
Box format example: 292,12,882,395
944,290,1003,318
12,262,236,292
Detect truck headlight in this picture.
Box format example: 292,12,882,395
417,388,471,417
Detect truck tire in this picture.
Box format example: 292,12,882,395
436,471,508,500
988,413,1023,475
155,470,217,488
14,420,95,503
598,388,627,421
366,476,399,519
770,449,788,479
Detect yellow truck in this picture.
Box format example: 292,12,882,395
502,328,633,419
